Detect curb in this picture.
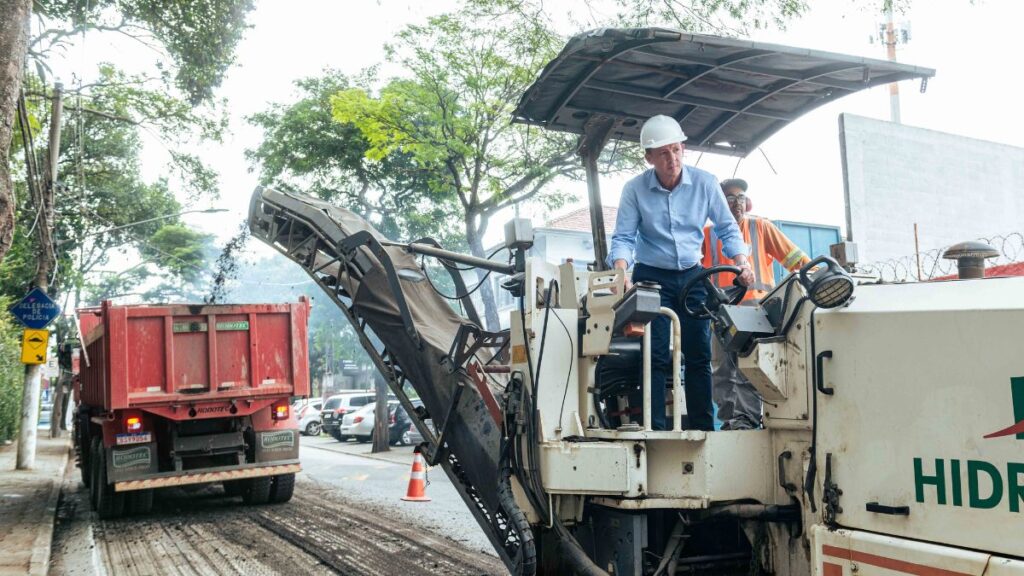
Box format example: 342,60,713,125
28,439,71,576
303,441,414,467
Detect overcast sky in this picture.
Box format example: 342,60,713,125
51,0,1024,263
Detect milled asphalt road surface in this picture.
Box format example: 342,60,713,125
49,434,506,575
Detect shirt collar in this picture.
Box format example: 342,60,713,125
646,166,691,192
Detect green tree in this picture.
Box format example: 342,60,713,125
247,71,461,245
4,71,211,305
333,15,596,330
0,0,254,264
0,301,25,441
466,0,812,34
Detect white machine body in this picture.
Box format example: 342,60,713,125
512,253,1024,574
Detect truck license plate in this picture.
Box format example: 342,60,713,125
115,432,152,445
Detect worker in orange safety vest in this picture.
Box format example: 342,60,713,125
702,178,810,429
702,179,810,302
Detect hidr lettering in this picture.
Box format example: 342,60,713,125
914,458,1024,512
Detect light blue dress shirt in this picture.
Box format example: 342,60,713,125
607,166,748,270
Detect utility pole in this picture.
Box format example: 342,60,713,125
18,83,62,469
884,5,900,124
871,6,911,124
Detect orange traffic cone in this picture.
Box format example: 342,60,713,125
401,450,431,502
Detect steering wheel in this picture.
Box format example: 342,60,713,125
678,265,747,319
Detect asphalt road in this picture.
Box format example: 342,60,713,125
49,434,506,575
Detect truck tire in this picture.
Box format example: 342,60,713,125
95,445,125,519
242,476,273,505
269,473,295,503
88,437,101,511
78,428,90,488
223,480,244,498
126,489,154,515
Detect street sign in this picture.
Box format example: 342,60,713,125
20,329,49,365
9,287,61,329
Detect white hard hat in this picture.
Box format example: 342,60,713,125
640,115,687,149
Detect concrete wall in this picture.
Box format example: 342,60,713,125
840,114,1024,265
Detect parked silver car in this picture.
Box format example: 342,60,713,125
320,392,376,441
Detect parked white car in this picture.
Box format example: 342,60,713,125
295,400,323,436
338,401,412,445
320,392,376,441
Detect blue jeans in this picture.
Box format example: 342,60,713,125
630,263,714,431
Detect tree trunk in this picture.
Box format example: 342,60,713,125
465,216,501,331
18,84,61,469
371,373,389,453
0,0,31,262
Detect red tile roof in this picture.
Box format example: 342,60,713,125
931,261,1024,281
544,206,618,234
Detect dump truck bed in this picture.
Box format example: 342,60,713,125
78,300,310,413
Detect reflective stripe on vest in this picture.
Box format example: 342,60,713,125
710,218,773,292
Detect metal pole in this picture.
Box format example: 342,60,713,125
18,83,62,469
583,149,609,271
642,323,652,432
885,5,901,124
661,307,682,432
914,223,923,281
383,240,515,275
578,117,614,271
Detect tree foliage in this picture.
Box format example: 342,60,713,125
31,0,254,104
0,300,24,442
247,72,458,244
2,73,212,305
0,0,253,269
332,14,597,329
465,0,809,35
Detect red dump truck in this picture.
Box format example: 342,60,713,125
72,299,310,518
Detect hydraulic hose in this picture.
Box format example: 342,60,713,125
551,520,609,576
497,464,537,575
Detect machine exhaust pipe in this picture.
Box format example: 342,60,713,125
941,241,998,279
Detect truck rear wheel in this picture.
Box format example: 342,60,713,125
126,489,154,515
269,473,295,503
223,480,244,497
242,476,273,505
95,444,125,519
77,427,90,488
88,437,102,511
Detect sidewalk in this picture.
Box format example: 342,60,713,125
302,434,417,466
0,435,71,576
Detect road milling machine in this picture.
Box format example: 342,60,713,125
249,28,1024,576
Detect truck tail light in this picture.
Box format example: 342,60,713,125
126,416,142,433
353,415,364,424
272,403,290,421
389,412,396,425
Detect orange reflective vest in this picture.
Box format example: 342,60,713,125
702,216,810,302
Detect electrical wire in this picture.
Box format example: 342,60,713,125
418,245,511,301
553,303,576,432
420,254,492,300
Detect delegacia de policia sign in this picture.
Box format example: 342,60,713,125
9,287,61,330
9,288,61,365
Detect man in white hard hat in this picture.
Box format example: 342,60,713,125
607,114,753,431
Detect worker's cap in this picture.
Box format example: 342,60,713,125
720,178,748,193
